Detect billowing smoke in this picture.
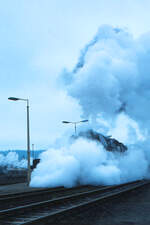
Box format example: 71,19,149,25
31,25,150,188
62,25,150,144
30,138,149,187
0,152,27,170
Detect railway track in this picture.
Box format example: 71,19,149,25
0,185,101,210
0,180,149,225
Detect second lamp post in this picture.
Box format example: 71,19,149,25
62,120,88,135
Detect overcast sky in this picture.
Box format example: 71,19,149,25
1,0,150,149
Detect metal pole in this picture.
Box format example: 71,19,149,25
32,144,34,160
27,99,31,186
74,123,76,135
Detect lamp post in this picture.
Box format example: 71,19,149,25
62,120,88,135
8,97,31,186
32,143,34,160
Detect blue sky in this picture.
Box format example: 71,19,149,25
1,0,150,149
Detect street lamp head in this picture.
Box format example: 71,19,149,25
80,120,88,123
8,97,28,103
62,119,88,135
8,97,20,101
62,121,71,124
62,120,88,124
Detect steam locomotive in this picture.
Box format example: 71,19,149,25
76,129,127,153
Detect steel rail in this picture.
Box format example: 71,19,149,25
0,185,101,210
0,185,111,215
21,180,150,225
0,180,149,225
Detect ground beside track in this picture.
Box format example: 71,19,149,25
0,182,46,195
1,182,150,225
43,182,150,225
96,182,150,225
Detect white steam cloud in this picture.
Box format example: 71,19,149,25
31,25,150,188
0,152,27,169
31,138,149,188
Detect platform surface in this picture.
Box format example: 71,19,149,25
0,183,45,196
